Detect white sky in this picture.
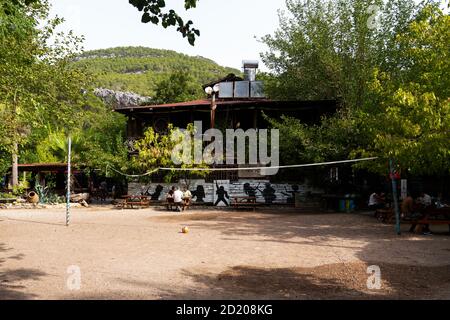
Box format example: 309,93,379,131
48,0,287,71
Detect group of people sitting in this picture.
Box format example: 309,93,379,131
369,190,448,235
401,192,436,235
166,185,192,212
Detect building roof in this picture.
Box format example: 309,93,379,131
18,163,68,168
114,98,337,114
14,163,83,173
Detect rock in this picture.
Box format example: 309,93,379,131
94,88,152,108
0,202,87,209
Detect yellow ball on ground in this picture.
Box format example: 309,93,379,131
182,226,189,234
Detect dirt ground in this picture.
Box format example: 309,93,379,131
1,206,449,300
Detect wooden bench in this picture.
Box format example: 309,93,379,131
402,207,450,233
375,208,395,223
376,206,450,227
231,196,260,211
183,198,191,211
117,196,150,209
165,198,191,211
402,219,450,233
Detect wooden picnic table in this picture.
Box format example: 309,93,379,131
378,206,450,233
117,195,150,209
375,208,395,223
231,196,259,211
165,197,191,211
406,207,450,233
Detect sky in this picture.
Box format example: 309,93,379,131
48,0,287,71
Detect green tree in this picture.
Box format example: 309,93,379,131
262,0,449,176
0,0,117,183
0,0,53,184
261,0,419,105
133,123,209,183
18,86,129,176
153,70,203,104
352,4,450,175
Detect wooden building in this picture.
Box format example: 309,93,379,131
112,62,342,206
115,71,338,153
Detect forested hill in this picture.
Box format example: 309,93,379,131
73,46,240,97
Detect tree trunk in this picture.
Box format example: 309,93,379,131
12,141,19,187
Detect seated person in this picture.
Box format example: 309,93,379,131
166,187,175,210
416,192,432,208
173,187,184,212
368,191,385,211
407,191,432,235
401,194,416,220
435,193,449,209
182,186,192,208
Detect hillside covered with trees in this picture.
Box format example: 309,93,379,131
73,46,240,97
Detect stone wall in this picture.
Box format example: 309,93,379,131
128,179,322,206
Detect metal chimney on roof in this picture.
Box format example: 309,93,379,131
242,60,259,82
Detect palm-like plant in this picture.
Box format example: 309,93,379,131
37,131,86,164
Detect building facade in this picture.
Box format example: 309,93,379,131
114,62,339,205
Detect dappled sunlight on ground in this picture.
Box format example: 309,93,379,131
1,207,449,299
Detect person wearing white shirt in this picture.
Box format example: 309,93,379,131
414,192,432,235
368,191,385,210
173,187,184,212
417,193,432,207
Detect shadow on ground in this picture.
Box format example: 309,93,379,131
154,211,450,258
0,243,47,299
71,262,450,300
166,262,450,300
179,263,450,299
147,211,450,299
74,211,450,300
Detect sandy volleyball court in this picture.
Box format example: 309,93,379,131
1,206,449,300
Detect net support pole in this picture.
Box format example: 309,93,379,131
389,158,401,235
66,136,72,227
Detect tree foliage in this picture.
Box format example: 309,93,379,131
73,47,239,97
133,123,209,182
153,70,203,104
262,0,449,176
352,4,450,174
129,0,200,45
0,0,128,178
261,0,419,105
5,0,202,45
